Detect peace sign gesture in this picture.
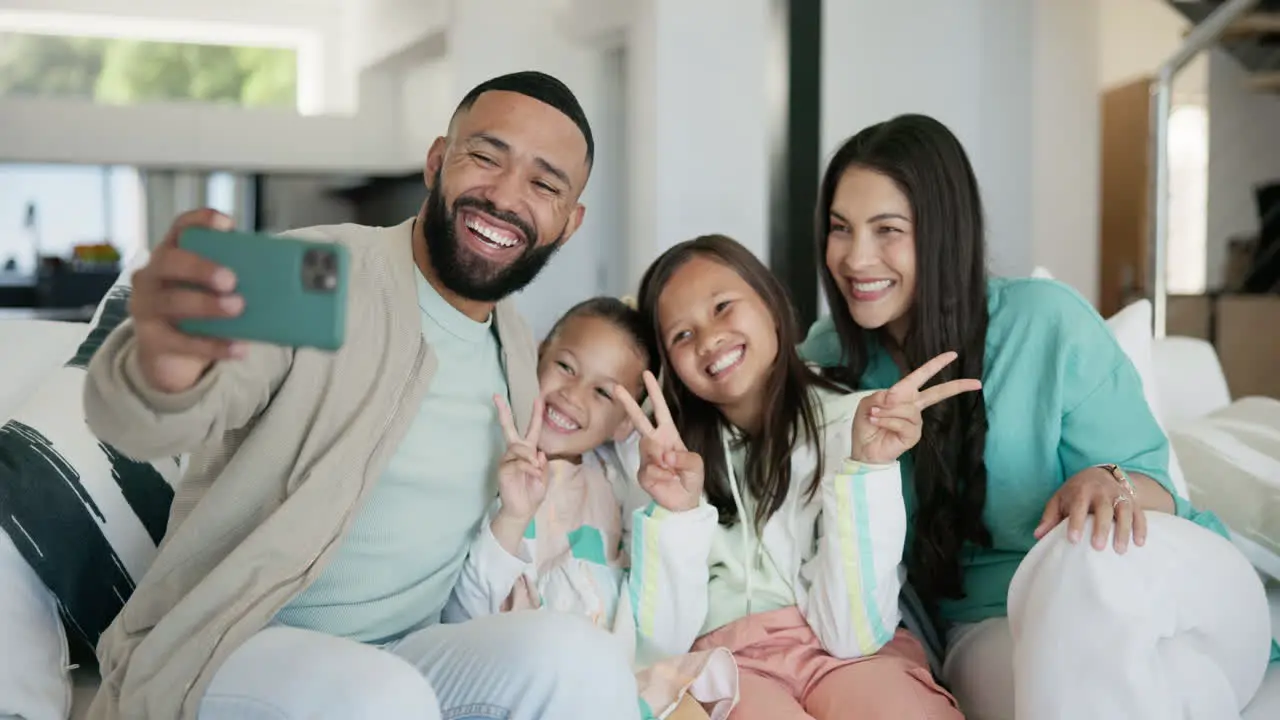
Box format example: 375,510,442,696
493,395,549,523
852,351,982,465
615,371,704,513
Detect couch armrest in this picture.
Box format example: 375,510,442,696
0,319,90,423
1151,336,1231,429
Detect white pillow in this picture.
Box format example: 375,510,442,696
0,527,70,720
1030,266,1055,279
1104,299,1191,499
1151,336,1232,428
0,251,179,720
0,322,90,720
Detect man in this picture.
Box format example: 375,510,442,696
82,71,639,720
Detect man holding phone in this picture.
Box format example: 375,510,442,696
81,71,637,720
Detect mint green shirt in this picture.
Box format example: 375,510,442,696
801,277,1226,626
276,271,508,642
702,440,797,635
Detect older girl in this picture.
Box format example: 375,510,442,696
619,235,976,718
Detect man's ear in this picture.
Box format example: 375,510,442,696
424,137,447,186
559,204,586,244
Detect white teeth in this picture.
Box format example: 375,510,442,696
466,218,519,248
545,405,580,431
707,347,744,376
853,279,893,293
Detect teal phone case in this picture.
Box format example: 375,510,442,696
176,228,348,351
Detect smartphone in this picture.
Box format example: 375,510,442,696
176,227,348,351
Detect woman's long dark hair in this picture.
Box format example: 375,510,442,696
637,235,842,530
816,115,992,604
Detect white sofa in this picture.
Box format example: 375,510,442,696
1,314,1278,719
1149,334,1280,718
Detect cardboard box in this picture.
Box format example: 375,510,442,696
1168,294,1213,341
1162,294,1280,399
1215,295,1280,400
1167,293,1280,400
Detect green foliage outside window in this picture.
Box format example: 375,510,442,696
0,33,297,108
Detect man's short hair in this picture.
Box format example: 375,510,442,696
454,71,594,168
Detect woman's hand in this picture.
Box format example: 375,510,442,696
616,371,704,513
851,351,983,465
1034,467,1144,553
493,395,549,525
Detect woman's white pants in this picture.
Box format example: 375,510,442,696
942,514,1273,720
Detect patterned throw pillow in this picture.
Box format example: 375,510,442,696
0,263,181,655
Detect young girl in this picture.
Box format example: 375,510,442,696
446,297,739,720
616,235,977,719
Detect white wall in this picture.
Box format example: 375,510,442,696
1207,49,1280,288
822,0,1101,301
626,0,770,282
352,0,448,71
0,89,407,172
1032,0,1101,304
400,57,455,167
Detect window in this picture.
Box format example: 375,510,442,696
0,164,145,275
206,172,257,231
1166,104,1209,294
0,32,297,109
207,172,239,217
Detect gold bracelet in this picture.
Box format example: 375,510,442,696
1098,463,1136,499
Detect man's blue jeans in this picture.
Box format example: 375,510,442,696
199,611,640,720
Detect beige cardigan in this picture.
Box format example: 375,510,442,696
81,219,539,719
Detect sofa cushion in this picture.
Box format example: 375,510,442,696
0,522,71,719
0,319,89,424
1151,336,1232,429
1104,299,1190,499
1170,397,1280,582
0,255,182,657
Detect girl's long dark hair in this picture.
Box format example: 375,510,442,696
816,115,992,604
637,235,842,530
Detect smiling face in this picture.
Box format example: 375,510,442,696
656,255,779,430
824,166,918,342
421,90,590,303
536,314,647,461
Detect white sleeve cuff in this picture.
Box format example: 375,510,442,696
474,521,535,594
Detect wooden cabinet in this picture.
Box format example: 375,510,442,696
1100,78,1155,319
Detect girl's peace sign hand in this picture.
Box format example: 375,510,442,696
493,395,549,523
615,371,704,513
852,351,982,465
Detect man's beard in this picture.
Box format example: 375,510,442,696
421,170,564,303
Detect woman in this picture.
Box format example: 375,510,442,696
800,113,1277,720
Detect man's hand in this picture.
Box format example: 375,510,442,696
130,209,246,394
616,371,704,513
